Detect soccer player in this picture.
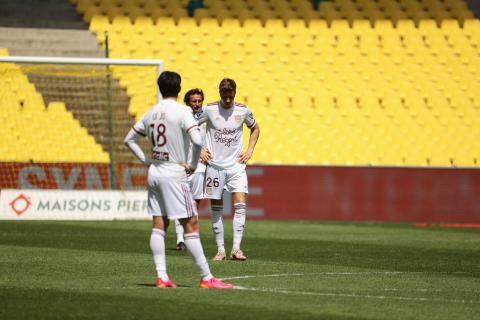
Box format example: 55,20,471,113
197,78,260,261
174,88,211,251
183,88,212,205
124,71,233,289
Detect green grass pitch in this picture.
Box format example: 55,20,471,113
0,220,479,319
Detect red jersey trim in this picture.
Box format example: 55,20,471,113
186,124,199,132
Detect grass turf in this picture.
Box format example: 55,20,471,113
0,220,479,320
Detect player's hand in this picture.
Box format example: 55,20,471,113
180,162,195,176
200,148,212,164
238,150,253,164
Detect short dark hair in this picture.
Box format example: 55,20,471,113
183,88,204,104
157,71,181,97
219,78,236,93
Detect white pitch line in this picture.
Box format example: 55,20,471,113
232,286,479,305
221,271,472,281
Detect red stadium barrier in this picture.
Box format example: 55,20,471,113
1,163,479,223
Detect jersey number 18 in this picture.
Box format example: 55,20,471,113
150,123,167,147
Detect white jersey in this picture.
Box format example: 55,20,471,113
132,99,198,173
197,101,256,170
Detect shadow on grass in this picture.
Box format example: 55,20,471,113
0,286,371,320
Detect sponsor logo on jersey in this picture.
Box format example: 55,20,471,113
214,128,239,147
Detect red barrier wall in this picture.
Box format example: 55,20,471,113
246,166,480,223
1,163,479,223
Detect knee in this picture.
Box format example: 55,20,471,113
181,217,199,233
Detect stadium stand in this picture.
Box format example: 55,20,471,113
0,0,479,167
0,0,141,163
0,49,109,163
75,0,479,167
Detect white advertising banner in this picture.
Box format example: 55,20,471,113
0,189,149,220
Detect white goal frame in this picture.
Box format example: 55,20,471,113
0,55,165,188
0,55,164,101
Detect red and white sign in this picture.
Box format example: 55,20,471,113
1,163,479,223
0,189,148,220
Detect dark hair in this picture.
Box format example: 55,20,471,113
183,88,204,104
157,71,181,97
219,78,236,93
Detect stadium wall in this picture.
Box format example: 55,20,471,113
0,163,479,223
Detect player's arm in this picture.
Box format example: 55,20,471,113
239,122,260,164
239,109,260,164
183,109,203,171
199,123,212,163
124,123,151,166
187,126,202,171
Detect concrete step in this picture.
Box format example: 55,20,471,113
0,27,102,57
0,27,95,40
0,0,85,29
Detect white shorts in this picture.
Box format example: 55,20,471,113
147,165,198,219
203,165,248,200
188,171,205,200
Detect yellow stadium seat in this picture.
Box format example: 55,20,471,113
396,19,416,34
76,0,92,14
106,6,124,21
127,6,146,20
89,14,110,34
440,19,460,30
330,20,350,34
171,8,189,22
84,5,102,23
193,8,210,23
151,7,168,20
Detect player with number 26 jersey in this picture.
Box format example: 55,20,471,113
197,103,256,171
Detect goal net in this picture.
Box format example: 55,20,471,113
0,56,163,191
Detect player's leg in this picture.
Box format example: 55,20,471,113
179,216,212,280
179,208,233,289
174,219,186,251
203,166,227,260
231,192,248,260
210,198,226,260
225,168,249,260
147,167,177,287
150,215,177,288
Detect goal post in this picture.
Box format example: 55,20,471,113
0,55,163,191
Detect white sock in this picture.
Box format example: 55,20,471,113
233,203,246,250
150,228,168,281
174,219,184,244
211,205,225,252
184,232,213,281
